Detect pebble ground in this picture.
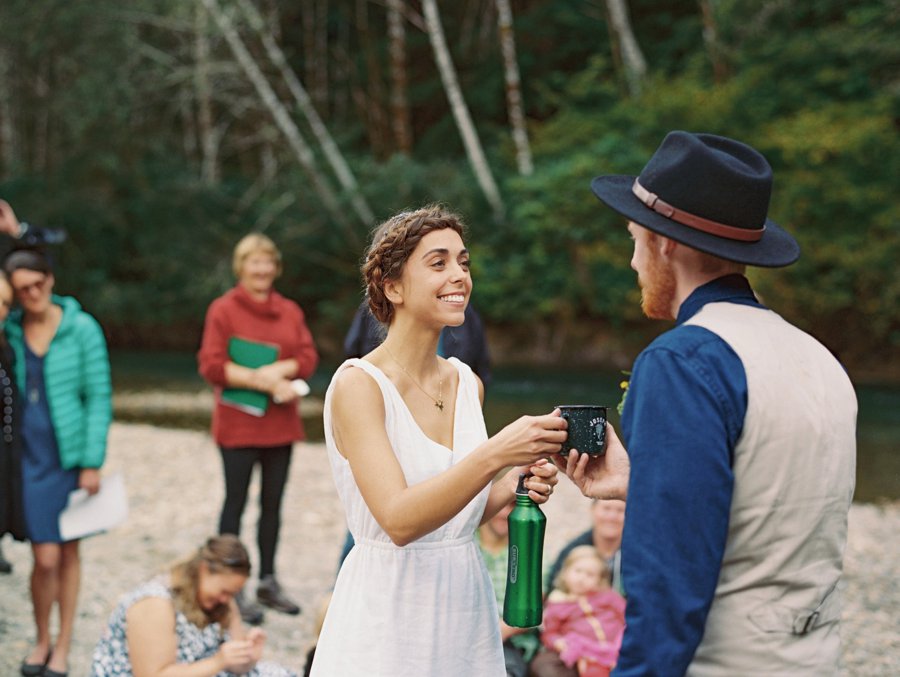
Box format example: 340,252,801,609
0,421,896,675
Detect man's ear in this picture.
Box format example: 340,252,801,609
658,235,677,257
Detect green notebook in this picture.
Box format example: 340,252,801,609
221,336,280,417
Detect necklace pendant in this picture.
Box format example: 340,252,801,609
435,399,444,411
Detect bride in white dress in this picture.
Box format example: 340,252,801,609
311,206,566,677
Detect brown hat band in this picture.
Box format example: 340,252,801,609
632,179,766,242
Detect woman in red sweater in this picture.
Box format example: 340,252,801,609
198,233,319,625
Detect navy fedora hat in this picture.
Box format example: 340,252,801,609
590,131,800,267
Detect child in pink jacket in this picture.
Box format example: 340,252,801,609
537,546,626,677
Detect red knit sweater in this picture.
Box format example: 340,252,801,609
197,285,319,447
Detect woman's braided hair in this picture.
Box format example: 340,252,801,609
362,205,466,324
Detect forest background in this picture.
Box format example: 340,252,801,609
0,0,897,379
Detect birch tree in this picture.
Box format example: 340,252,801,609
605,0,647,97
421,0,506,221
495,0,532,175
236,0,374,225
198,0,351,232
194,3,220,185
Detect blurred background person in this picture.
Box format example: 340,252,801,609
0,268,25,574
4,246,112,677
545,499,625,597
90,534,296,677
198,233,319,625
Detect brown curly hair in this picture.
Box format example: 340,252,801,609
362,205,467,324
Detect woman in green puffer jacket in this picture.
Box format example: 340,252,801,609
3,247,111,677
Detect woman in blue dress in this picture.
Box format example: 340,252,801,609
4,247,112,677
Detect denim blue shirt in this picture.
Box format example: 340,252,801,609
613,274,762,676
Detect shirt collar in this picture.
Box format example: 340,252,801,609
676,274,763,325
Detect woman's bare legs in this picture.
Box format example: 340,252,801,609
25,542,60,665
25,540,80,673
47,540,80,673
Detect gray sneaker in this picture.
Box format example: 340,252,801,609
257,575,301,615
235,590,265,625
0,543,11,574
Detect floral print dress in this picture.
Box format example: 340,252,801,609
90,576,296,677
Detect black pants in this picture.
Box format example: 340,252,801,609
218,444,292,578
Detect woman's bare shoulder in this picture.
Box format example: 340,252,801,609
332,363,385,414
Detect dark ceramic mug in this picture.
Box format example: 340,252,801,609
556,405,607,456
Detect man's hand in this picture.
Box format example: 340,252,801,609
553,422,630,500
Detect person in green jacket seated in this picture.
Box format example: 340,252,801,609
3,246,112,677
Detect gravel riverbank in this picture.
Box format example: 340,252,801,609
0,421,897,676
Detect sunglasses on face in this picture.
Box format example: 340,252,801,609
12,275,49,297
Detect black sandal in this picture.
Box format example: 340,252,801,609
19,650,51,677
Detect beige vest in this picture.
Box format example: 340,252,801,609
684,302,856,676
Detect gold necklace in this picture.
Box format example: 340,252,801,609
384,344,444,411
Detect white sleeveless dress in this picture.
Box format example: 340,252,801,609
310,357,505,677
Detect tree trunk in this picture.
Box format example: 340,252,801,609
605,0,647,97
198,0,352,233
315,0,329,112
194,3,220,185
237,0,374,226
698,0,729,82
421,0,506,222
356,0,389,159
301,1,318,111
0,49,18,177
386,0,413,155
34,58,50,172
495,0,532,176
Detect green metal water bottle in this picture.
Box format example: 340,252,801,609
503,473,546,627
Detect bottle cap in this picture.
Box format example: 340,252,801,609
515,473,529,495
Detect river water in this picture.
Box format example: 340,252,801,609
111,353,899,503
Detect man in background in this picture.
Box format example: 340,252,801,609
544,499,625,597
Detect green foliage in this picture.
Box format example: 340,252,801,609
0,0,896,372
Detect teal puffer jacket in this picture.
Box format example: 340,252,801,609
5,295,112,469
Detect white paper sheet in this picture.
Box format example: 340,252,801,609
58,471,129,541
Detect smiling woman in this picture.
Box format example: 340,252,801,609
310,205,566,676
3,246,112,677
197,232,319,625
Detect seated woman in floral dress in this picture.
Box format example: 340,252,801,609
91,535,296,677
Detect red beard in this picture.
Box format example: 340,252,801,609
639,246,677,320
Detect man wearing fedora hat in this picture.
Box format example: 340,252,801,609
557,131,857,675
